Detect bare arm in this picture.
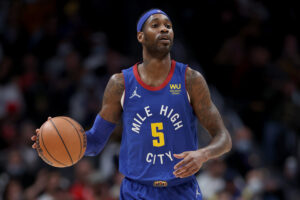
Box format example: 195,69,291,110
186,67,232,157
173,67,232,178
99,73,124,123
31,73,124,150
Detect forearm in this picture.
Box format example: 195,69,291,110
85,114,116,156
85,73,123,156
186,68,232,159
199,130,232,160
195,103,232,160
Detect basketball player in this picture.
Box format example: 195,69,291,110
32,9,232,199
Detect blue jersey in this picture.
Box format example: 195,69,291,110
120,60,198,187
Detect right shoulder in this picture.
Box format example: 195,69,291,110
110,73,125,89
110,73,124,81
104,73,125,97
100,73,124,123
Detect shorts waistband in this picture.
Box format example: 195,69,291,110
125,176,195,187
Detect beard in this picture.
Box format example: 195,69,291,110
144,36,173,58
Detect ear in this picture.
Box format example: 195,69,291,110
137,32,144,44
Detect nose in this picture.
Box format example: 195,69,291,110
160,25,169,33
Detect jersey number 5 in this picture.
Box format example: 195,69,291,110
151,122,165,147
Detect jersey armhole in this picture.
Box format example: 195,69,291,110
121,90,125,109
121,72,126,109
186,90,191,103
185,66,191,105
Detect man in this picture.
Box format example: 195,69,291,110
32,9,232,200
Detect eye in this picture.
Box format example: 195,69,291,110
152,23,158,28
165,24,172,29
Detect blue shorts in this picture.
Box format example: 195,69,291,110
120,177,202,200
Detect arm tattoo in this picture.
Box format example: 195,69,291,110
186,67,232,158
100,73,124,123
102,74,125,105
186,68,213,131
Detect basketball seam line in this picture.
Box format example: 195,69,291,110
40,124,67,167
61,117,82,161
49,119,74,165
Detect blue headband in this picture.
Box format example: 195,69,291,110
137,9,170,32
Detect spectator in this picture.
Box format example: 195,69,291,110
2,179,23,200
69,158,95,200
0,1,299,199
197,159,227,199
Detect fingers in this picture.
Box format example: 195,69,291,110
32,143,37,149
174,166,199,178
173,151,203,178
31,135,37,141
174,158,189,170
32,129,39,143
174,161,194,177
174,160,194,175
173,152,190,169
174,160,202,178
173,152,188,159
32,116,51,150
32,128,40,149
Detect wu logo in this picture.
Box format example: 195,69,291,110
129,87,141,99
169,84,181,90
169,84,181,95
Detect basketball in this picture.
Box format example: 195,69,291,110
36,116,87,168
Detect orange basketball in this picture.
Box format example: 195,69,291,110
36,116,87,168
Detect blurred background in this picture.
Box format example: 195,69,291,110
0,0,299,199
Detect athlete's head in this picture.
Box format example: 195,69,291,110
137,9,174,57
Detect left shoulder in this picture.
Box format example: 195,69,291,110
173,60,207,90
185,66,211,107
185,67,207,92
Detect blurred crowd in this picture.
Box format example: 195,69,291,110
0,0,299,200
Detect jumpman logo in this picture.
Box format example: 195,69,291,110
129,87,141,99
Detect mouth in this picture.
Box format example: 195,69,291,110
158,35,170,41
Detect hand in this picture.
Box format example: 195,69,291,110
31,129,39,149
173,149,209,178
31,117,52,149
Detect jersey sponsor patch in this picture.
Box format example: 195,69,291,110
169,84,181,95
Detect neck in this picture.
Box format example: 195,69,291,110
137,52,172,87
142,50,171,73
